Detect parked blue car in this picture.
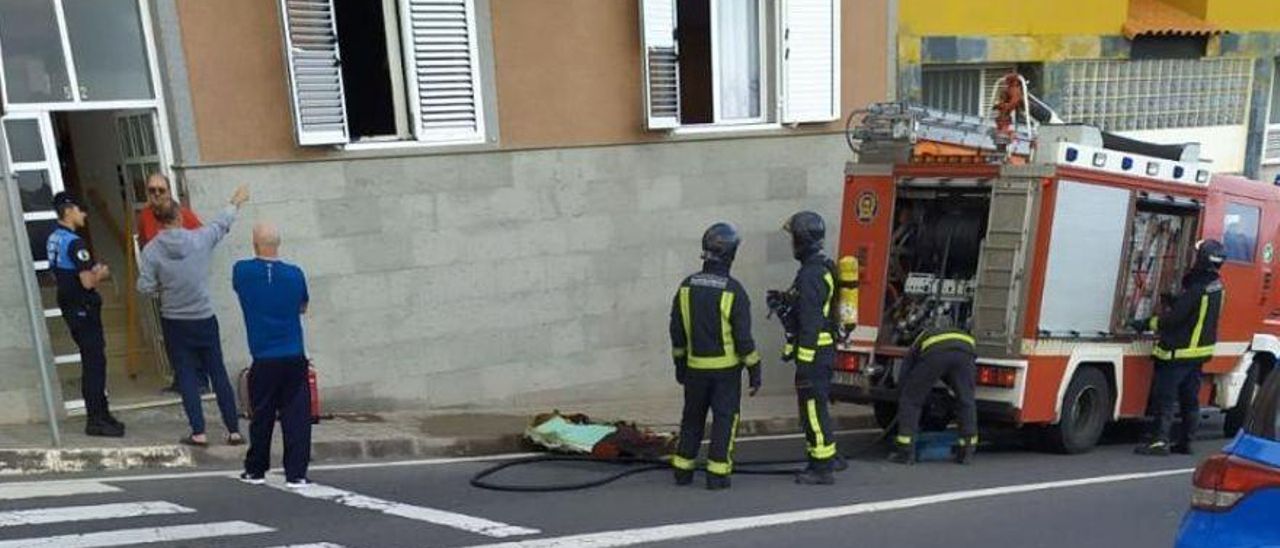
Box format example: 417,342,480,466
1176,369,1280,548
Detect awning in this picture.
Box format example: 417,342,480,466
1123,0,1223,40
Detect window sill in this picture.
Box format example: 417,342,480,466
341,137,487,152
669,123,786,137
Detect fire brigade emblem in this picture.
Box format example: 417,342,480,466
855,191,878,224
1265,243,1274,264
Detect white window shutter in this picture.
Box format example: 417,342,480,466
403,0,486,143
781,0,840,124
640,0,679,130
278,0,349,146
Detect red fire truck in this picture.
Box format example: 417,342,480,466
833,101,1280,453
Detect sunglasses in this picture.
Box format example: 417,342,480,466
146,187,169,196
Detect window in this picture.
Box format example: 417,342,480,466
1058,58,1251,132
1264,60,1280,165
1224,203,1260,263
921,64,1017,117
641,0,840,130
1244,369,1280,441
279,0,486,147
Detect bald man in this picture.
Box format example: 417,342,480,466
233,223,312,487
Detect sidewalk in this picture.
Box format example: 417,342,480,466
0,395,875,477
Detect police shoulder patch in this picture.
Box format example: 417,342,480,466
76,249,91,262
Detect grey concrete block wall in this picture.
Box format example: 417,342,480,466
0,174,49,424
180,134,849,413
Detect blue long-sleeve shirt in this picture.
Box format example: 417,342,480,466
232,257,309,360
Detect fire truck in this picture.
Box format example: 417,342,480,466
833,90,1280,453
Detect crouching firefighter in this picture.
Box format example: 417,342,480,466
779,211,840,485
1133,239,1226,456
889,325,979,465
669,222,762,490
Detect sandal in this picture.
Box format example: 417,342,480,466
179,434,208,447
226,433,244,446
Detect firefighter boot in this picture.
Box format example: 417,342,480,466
1170,441,1194,455
952,444,977,465
888,440,916,465
84,416,125,438
706,474,731,491
1134,440,1171,456
794,461,835,485
673,469,694,486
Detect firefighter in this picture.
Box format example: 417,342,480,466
1133,239,1226,456
669,222,762,490
47,193,124,437
782,211,839,485
888,324,979,465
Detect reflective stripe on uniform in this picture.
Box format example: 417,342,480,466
822,272,835,318
727,413,740,467
783,343,794,357
672,347,686,358
796,347,816,363
743,350,761,367
1153,294,1215,361
679,286,743,370
1189,295,1209,350
671,455,696,471
805,399,835,460
817,332,834,346
707,460,731,476
957,435,979,447
919,332,976,352
895,435,913,446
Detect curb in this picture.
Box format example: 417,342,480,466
0,414,881,477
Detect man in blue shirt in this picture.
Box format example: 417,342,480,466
47,193,124,437
233,222,312,487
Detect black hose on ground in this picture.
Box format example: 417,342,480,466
469,419,897,493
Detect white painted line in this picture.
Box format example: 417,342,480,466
0,501,194,528
267,480,539,538
461,468,1196,548
0,481,121,500
264,544,348,548
0,520,273,548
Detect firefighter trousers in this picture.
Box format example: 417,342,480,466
796,348,837,469
1150,359,1204,445
674,369,742,477
895,349,978,441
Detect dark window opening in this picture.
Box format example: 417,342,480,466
1130,36,1208,60
676,0,712,125
333,0,401,140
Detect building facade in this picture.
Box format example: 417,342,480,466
0,0,890,424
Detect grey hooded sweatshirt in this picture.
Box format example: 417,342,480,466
138,206,238,320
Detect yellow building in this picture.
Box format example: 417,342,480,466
896,0,1280,179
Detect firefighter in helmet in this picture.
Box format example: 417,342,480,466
781,211,840,485
889,321,980,465
669,222,762,490
1133,239,1226,456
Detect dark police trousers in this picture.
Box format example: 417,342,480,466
1150,359,1205,444
244,356,312,482
896,348,978,440
796,348,837,469
675,369,742,477
63,302,109,419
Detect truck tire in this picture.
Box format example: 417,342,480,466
1224,363,1261,438
1044,367,1113,454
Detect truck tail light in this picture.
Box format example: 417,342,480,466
837,353,862,372
1191,453,1280,512
976,365,1017,388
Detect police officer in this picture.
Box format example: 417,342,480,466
669,222,762,490
48,193,124,437
782,211,839,485
889,325,979,465
1134,239,1226,456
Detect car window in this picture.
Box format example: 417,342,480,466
1223,203,1260,263
1245,370,1280,441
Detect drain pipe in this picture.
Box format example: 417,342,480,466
0,122,62,447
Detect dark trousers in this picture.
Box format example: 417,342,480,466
896,349,978,440
244,356,312,481
796,348,837,469
1150,359,1204,444
62,302,109,419
161,317,239,436
675,369,742,477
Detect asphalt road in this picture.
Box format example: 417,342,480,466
0,426,1213,548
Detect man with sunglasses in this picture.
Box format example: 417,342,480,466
138,174,201,248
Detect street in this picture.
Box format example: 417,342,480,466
0,428,1205,547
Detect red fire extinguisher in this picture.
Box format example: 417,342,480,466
307,362,322,425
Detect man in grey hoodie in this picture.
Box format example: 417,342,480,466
139,184,249,446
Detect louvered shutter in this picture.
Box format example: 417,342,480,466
278,0,349,146
640,0,679,130
1265,127,1280,164
403,0,486,143
781,0,839,124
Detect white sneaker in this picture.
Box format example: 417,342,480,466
285,478,313,489
238,472,265,485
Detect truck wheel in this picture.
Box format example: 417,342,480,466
1045,367,1113,454
1224,362,1262,438
873,401,898,432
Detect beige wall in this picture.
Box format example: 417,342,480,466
176,0,887,163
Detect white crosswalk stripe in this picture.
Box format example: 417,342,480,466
0,520,275,548
0,501,193,528
0,482,121,501
264,543,348,548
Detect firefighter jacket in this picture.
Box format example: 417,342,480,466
669,261,761,371
785,251,837,365
1151,269,1223,362
901,327,976,375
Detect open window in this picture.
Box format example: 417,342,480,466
278,0,486,147
640,0,839,130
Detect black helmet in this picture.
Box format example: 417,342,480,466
783,211,825,260
701,222,741,264
1195,239,1226,270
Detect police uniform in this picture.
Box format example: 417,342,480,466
892,327,979,464
47,215,117,433
1137,242,1224,455
669,260,760,489
786,250,840,476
